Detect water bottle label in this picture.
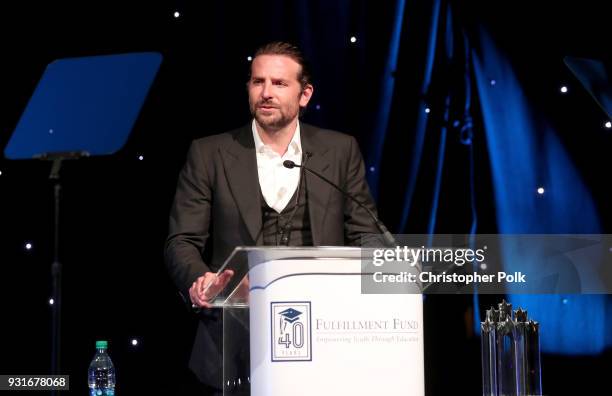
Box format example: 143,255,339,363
89,389,115,396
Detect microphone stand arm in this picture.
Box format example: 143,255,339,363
294,163,397,247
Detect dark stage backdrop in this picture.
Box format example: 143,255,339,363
1,1,610,395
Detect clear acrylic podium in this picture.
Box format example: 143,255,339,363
214,247,425,396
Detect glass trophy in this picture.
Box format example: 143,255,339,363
481,300,542,396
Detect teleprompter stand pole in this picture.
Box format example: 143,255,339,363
40,151,89,396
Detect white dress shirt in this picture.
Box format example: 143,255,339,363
252,119,303,213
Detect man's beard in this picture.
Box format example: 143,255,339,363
253,109,290,132
250,101,299,132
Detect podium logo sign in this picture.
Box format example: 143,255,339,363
271,301,312,362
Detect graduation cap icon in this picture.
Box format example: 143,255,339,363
279,308,302,323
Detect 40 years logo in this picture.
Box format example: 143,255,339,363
271,301,312,362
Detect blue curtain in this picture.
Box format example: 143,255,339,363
370,0,611,354
471,27,607,354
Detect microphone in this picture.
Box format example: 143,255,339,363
283,158,397,247
283,160,298,169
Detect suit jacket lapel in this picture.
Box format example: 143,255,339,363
301,123,333,246
220,125,263,244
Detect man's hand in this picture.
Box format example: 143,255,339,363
189,269,235,309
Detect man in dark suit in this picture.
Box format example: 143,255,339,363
165,41,380,394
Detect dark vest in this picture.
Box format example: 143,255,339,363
261,176,313,246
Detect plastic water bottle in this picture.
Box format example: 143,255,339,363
88,340,116,396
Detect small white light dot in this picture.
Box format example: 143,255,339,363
49,129,54,134
49,298,54,305
537,187,545,195
560,86,568,93
480,263,487,270
315,104,321,110
131,339,138,346
490,79,496,86
173,11,180,18
25,243,32,250
425,107,431,114
247,56,252,62
138,155,144,161
562,298,568,304
350,36,357,43
605,121,611,129
0,170,3,176
369,166,375,172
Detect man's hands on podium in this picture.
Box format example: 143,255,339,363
189,270,234,309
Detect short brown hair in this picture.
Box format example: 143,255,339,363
252,41,312,89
